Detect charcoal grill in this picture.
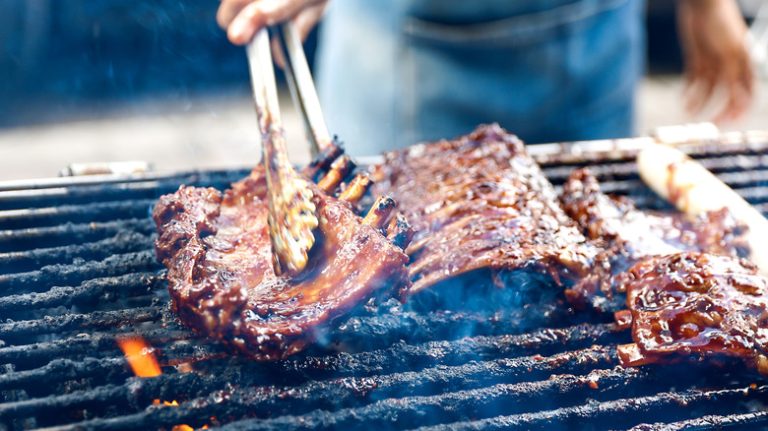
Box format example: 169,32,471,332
3,131,768,431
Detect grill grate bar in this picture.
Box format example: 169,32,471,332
0,357,127,392
413,385,768,431
578,178,768,203
0,250,159,295
0,169,252,193
0,334,224,392
539,153,768,180
0,327,192,365
0,219,154,253
624,411,768,430
0,271,165,316
530,137,768,165
0,232,154,274
0,171,248,211
0,199,157,230
0,306,162,342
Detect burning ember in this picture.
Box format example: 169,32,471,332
117,336,162,378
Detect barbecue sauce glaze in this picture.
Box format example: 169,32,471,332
153,167,409,361
372,124,598,299
561,168,748,312
616,252,768,375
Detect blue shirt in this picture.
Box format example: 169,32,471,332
315,0,645,155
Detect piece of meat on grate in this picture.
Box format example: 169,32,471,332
561,168,748,312
371,124,598,302
153,151,411,361
615,252,768,375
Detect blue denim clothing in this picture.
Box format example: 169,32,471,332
315,0,645,156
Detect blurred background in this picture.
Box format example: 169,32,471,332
0,0,766,180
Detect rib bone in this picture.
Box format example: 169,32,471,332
317,155,354,194
363,195,396,229
301,141,343,181
339,173,373,205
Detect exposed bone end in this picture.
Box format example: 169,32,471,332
317,155,355,194
301,142,343,181
339,172,373,205
363,195,397,229
386,213,414,250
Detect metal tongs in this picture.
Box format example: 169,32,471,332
274,23,332,156
246,28,318,276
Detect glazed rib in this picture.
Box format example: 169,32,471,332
615,252,768,375
561,168,748,312
153,153,410,360
371,124,597,300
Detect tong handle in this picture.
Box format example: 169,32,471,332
247,28,293,172
247,29,282,132
276,22,332,156
246,28,318,276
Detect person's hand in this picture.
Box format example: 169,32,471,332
677,0,754,123
217,0,328,45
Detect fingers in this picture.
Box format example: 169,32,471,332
224,0,326,45
267,3,326,69
227,1,270,45
713,61,754,123
685,73,716,115
685,64,754,124
217,0,251,30
293,3,327,41
699,43,754,123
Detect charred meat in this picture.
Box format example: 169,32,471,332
371,124,597,300
153,151,411,360
561,168,748,312
615,252,768,375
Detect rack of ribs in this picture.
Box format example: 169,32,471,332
614,252,768,375
153,149,411,360
371,124,598,303
561,168,748,313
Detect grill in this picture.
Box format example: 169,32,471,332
3,132,768,430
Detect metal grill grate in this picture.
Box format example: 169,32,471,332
2,136,768,430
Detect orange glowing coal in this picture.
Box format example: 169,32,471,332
117,336,162,378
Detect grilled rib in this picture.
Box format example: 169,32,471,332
615,252,768,375
153,150,410,361
560,168,748,312
371,124,597,302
